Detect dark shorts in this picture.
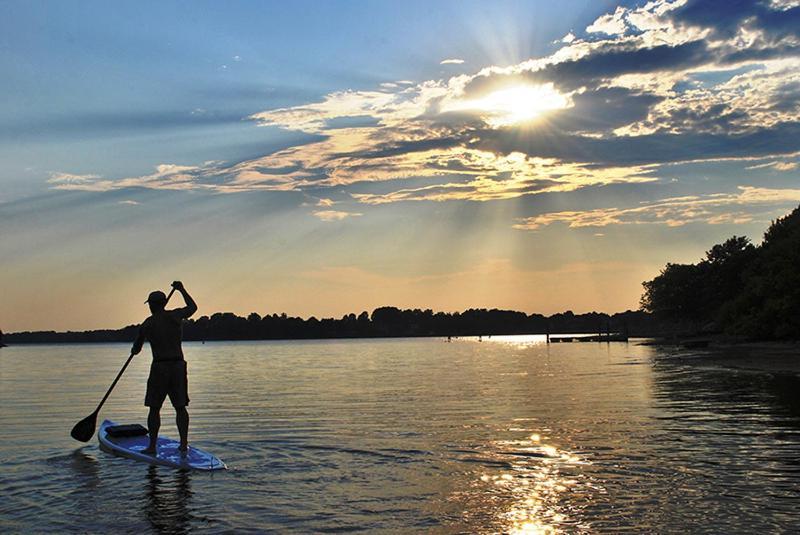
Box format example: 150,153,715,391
145,360,189,409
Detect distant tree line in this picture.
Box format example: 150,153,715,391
641,204,800,340
4,309,660,344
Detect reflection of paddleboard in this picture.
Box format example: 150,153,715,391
98,419,226,471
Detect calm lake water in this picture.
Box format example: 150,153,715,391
1,337,799,533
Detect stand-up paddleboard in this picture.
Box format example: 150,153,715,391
98,420,226,471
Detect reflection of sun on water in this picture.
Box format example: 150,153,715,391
478,430,590,534
480,334,549,347
444,83,569,127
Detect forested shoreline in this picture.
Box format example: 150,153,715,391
4,308,657,344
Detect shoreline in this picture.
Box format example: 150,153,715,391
650,340,800,375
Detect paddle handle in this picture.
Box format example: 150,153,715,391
92,286,177,414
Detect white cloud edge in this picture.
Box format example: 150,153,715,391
313,210,362,222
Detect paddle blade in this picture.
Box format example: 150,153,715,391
70,412,98,442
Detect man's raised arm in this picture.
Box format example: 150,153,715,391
172,280,197,318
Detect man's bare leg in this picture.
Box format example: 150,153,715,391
143,407,160,454
176,406,189,453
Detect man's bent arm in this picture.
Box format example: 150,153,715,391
132,324,146,355
175,282,198,318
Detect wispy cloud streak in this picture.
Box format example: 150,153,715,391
313,210,362,222
513,186,800,230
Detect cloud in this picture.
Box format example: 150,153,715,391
50,0,800,207
47,172,101,184
746,160,799,171
770,161,798,171
352,152,656,204
117,200,140,205
668,0,800,41
50,162,224,192
312,210,362,221
586,6,628,35
769,0,800,9
440,58,465,65
513,186,800,230
241,0,799,199
475,122,800,167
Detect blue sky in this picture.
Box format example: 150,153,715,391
1,0,799,331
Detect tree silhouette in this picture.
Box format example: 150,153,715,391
642,204,799,340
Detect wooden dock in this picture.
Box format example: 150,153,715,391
547,333,628,343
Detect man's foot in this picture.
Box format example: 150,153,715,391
142,446,157,455
179,443,188,456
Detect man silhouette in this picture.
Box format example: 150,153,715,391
132,281,197,454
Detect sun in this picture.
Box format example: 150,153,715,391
445,83,569,126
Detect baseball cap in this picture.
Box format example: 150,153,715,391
145,290,167,304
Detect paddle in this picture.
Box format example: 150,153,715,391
70,287,176,442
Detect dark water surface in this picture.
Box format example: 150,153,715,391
1,337,799,533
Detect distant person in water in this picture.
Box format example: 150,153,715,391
132,281,197,455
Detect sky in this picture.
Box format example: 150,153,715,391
2,0,799,332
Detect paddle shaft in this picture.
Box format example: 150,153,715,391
93,353,135,415
92,286,176,415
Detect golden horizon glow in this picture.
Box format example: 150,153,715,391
445,83,569,126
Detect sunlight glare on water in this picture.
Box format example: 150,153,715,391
483,334,549,347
